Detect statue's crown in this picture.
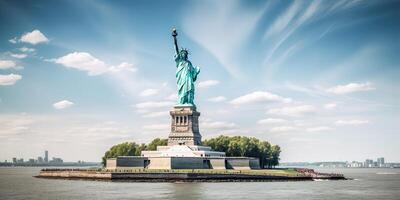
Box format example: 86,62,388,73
180,48,189,54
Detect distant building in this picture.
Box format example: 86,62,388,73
365,159,373,168
377,157,385,167
37,156,44,163
50,157,63,164
350,161,363,168
12,158,17,163
44,150,48,163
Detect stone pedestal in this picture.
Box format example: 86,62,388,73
168,105,202,146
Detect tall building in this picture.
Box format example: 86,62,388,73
44,150,48,163
12,158,17,163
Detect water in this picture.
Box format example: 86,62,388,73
0,167,399,200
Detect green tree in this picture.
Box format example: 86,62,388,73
270,145,281,168
258,141,271,168
146,138,168,151
102,142,140,166
102,139,168,166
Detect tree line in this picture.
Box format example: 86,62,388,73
102,138,168,166
203,135,280,168
102,135,280,168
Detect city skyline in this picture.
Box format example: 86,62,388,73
0,0,399,162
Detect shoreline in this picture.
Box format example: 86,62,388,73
35,168,346,182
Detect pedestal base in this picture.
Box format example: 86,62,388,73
168,105,202,146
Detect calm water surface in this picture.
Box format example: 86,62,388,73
0,167,399,200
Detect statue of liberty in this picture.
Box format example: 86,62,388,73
172,28,200,106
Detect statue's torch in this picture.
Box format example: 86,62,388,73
172,28,179,54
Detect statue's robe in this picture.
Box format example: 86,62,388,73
175,53,200,105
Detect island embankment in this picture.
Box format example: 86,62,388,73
35,168,346,182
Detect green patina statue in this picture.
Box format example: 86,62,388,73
172,28,200,107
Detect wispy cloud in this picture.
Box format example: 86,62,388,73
267,105,316,117
270,126,297,133
10,53,27,59
326,82,375,95
264,1,321,65
264,1,301,38
19,47,35,53
257,118,288,124
306,126,332,132
197,80,219,89
183,0,270,78
139,88,159,97
207,96,226,103
335,119,369,126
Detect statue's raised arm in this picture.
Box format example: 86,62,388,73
172,28,179,55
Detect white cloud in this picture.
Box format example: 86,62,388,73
0,74,22,85
335,120,369,126
134,101,175,109
108,62,137,73
9,37,17,44
306,126,332,132
326,82,375,95
207,96,226,102
54,52,135,76
270,126,297,133
20,29,49,44
19,47,35,52
257,118,288,124
201,121,236,130
267,105,316,117
53,100,74,110
11,54,27,59
230,91,291,106
142,124,169,130
324,103,337,110
0,60,17,70
198,80,220,89
54,52,109,76
139,88,159,97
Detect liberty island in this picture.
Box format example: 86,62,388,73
36,28,345,182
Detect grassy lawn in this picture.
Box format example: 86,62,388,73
104,168,301,176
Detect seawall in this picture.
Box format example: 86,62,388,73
36,169,346,182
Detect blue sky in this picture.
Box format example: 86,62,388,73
0,0,399,162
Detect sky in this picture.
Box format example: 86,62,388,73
0,0,399,163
